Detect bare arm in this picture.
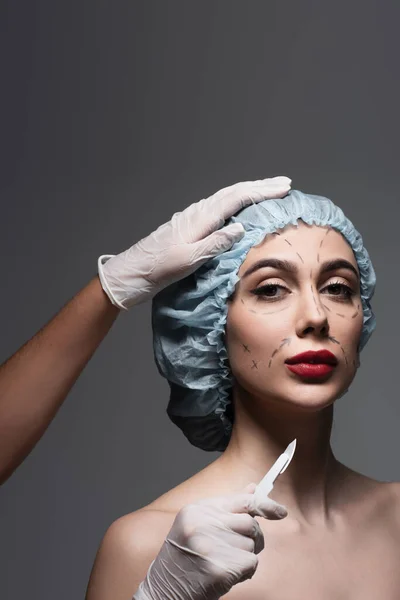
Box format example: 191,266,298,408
0,275,120,485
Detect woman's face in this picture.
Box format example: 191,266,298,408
225,221,363,411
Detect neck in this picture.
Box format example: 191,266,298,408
216,385,345,526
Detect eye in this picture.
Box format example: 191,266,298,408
251,283,289,302
321,280,355,301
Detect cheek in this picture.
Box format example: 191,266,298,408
225,306,289,370
335,312,363,350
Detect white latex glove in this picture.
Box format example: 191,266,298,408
98,176,291,310
132,483,288,600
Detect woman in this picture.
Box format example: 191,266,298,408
86,177,400,599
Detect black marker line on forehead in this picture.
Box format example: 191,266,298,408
242,343,251,353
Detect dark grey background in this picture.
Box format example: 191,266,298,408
1,1,399,598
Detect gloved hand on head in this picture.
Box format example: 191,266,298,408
97,177,292,310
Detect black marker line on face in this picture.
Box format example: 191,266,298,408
339,344,348,366
317,253,320,263
322,303,331,312
310,270,322,316
284,238,292,247
268,337,291,368
261,306,290,316
351,302,361,318
328,335,340,344
242,344,251,353
319,228,331,249
336,313,346,318
251,359,259,370
296,252,304,264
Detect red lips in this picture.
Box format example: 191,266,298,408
285,350,338,366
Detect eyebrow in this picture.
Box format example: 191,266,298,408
242,257,359,280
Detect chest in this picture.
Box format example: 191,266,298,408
220,520,400,600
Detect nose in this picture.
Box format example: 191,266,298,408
295,288,329,338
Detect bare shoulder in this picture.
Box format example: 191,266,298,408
385,480,400,514
85,461,224,599
354,475,400,529
85,508,175,600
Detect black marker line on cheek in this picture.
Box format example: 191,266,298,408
328,335,350,367
268,337,291,368
261,306,290,315
340,344,348,366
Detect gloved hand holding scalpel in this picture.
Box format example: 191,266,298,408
133,439,297,600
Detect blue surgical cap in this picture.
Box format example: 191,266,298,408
151,190,376,452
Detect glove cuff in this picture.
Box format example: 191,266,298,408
97,255,128,311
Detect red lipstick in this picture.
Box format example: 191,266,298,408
285,350,338,380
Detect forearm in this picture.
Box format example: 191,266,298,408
0,275,120,484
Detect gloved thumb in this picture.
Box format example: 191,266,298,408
243,482,288,519
190,222,245,263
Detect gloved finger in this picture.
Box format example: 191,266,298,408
186,223,245,266
210,528,257,554
211,176,292,219
201,491,288,520
221,512,264,554
180,177,291,242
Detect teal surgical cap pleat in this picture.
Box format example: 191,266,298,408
151,190,376,452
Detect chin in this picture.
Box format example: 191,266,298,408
275,381,349,410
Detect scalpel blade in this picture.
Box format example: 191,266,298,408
254,438,297,501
